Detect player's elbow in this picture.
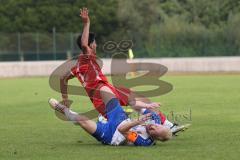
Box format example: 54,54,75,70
60,75,67,81
60,72,73,82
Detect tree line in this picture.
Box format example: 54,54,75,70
0,0,240,57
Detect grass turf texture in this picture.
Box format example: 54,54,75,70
0,75,240,160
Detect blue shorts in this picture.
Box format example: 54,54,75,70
92,98,128,144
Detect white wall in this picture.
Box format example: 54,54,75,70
0,57,240,78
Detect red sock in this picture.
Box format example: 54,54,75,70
158,111,166,124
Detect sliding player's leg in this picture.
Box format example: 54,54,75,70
49,98,97,135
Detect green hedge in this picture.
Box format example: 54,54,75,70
0,0,240,58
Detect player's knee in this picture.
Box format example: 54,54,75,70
100,86,116,104
75,116,88,126
78,120,88,128
77,119,92,130
76,118,97,134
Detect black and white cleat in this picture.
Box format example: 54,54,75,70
171,123,191,136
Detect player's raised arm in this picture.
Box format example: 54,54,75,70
80,7,90,53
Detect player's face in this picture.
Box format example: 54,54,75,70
146,124,167,139
90,40,97,50
147,124,159,135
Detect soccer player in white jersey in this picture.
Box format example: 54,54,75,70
49,86,172,146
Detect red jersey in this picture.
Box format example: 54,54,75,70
71,51,108,95
70,49,130,116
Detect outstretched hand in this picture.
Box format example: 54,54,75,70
80,7,90,24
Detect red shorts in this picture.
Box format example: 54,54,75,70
90,82,131,116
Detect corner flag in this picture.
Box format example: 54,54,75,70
128,49,134,59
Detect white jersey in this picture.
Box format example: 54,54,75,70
131,125,150,139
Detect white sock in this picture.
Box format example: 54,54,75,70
63,108,78,122
163,120,174,129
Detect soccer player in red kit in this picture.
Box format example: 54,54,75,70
60,8,188,135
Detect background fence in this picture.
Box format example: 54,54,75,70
1,30,240,62
0,32,81,61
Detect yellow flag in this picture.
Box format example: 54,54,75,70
128,49,134,59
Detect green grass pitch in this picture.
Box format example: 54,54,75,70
0,75,240,160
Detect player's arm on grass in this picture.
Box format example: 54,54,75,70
118,113,151,136
80,7,91,54
60,70,75,107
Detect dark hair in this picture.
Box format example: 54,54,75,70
76,32,96,50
